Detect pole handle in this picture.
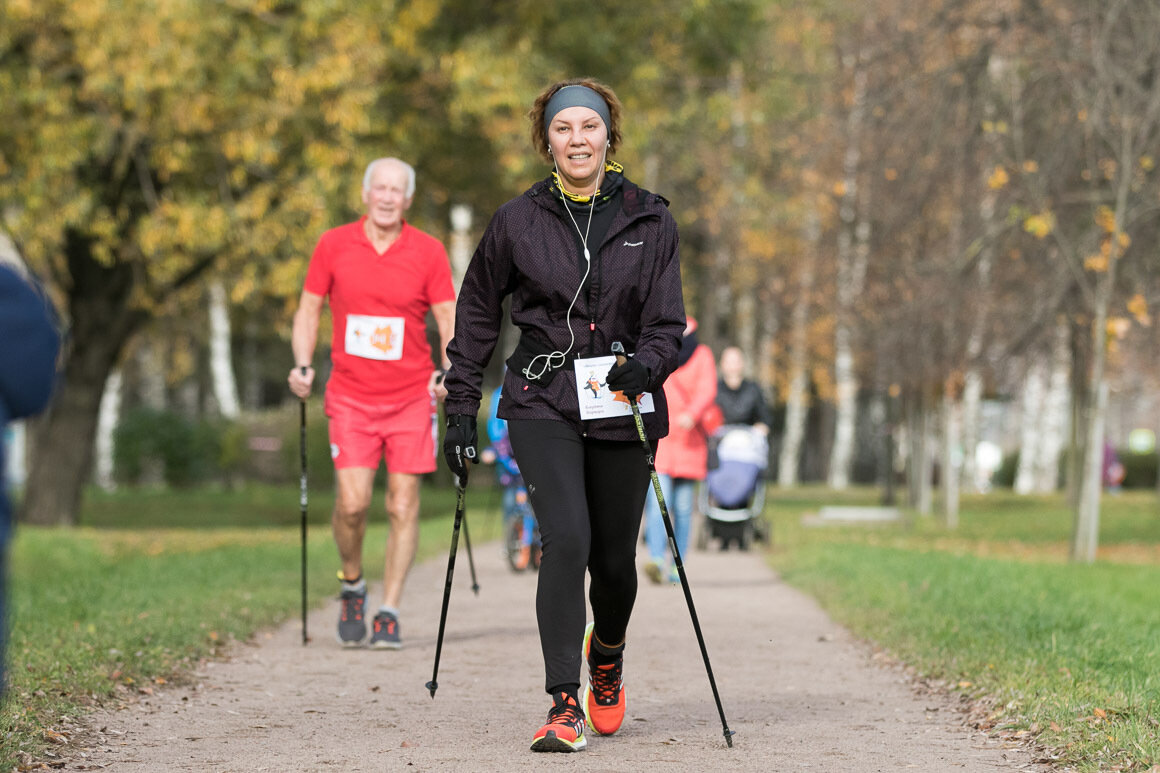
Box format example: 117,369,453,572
611,340,627,366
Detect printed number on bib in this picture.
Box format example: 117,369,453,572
574,355,655,420
345,314,404,361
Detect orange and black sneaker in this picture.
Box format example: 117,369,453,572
582,622,626,735
336,578,367,647
530,692,587,752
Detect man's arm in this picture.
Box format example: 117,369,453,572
288,289,325,399
428,299,456,400
431,300,456,368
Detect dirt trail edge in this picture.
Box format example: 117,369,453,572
79,538,1052,772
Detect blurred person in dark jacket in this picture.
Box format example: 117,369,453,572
716,346,771,435
442,78,685,753
0,264,60,697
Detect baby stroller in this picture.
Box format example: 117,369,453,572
697,424,769,551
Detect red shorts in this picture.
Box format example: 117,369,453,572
324,390,438,473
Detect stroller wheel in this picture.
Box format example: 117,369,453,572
506,516,529,572
738,521,753,551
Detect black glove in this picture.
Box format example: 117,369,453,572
605,357,651,398
443,414,478,483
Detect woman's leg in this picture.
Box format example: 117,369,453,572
508,420,589,694
671,477,696,563
584,438,652,650
643,473,674,566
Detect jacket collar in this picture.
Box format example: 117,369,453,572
525,176,668,221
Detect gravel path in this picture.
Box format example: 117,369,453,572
77,537,1052,772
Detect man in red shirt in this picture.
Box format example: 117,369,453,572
288,157,455,649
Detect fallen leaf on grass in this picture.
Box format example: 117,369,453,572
1050,722,1062,732
1093,708,1107,719
43,729,68,744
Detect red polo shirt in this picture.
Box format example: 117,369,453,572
305,218,455,403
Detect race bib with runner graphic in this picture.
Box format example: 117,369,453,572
574,355,655,420
345,314,404,361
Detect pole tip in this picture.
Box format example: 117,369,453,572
472,583,480,596
724,729,736,748
426,680,438,698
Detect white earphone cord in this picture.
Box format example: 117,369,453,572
523,142,608,382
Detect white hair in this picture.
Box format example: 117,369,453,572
362,157,416,198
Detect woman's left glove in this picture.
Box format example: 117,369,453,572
443,414,478,482
605,357,651,398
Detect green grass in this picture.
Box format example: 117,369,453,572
767,486,1160,772
3,481,503,770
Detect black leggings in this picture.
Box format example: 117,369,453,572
508,419,653,693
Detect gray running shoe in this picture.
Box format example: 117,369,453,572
370,610,402,650
337,586,367,647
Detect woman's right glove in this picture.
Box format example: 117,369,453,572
605,357,651,398
443,414,478,483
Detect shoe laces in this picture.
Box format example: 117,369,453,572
341,593,364,622
589,657,623,706
547,693,585,727
374,613,396,635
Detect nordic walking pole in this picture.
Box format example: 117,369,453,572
427,469,469,698
461,506,480,595
298,367,309,646
611,341,735,747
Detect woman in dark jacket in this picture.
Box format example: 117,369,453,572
443,78,685,753
716,345,772,434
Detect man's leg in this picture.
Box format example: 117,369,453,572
333,467,376,581
332,466,375,645
380,472,421,610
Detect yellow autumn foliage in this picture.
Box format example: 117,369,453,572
1094,206,1117,233
987,166,1009,190
1126,294,1151,326
1023,213,1053,239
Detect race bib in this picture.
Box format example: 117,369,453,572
574,355,655,420
345,314,404,361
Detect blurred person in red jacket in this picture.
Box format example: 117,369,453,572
642,316,717,584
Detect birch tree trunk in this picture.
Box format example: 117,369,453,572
208,279,240,420
1072,264,1115,563
94,368,122,491
941,382,962,528
736,288,757,374
449,204,473,291
961,52,1005,492
779,210,819,487
1035,319,1071,492
906,392,934,517
828,49,869,490
1015,359,1046,495
756,283,777,399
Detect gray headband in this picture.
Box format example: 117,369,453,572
543,85,611,134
